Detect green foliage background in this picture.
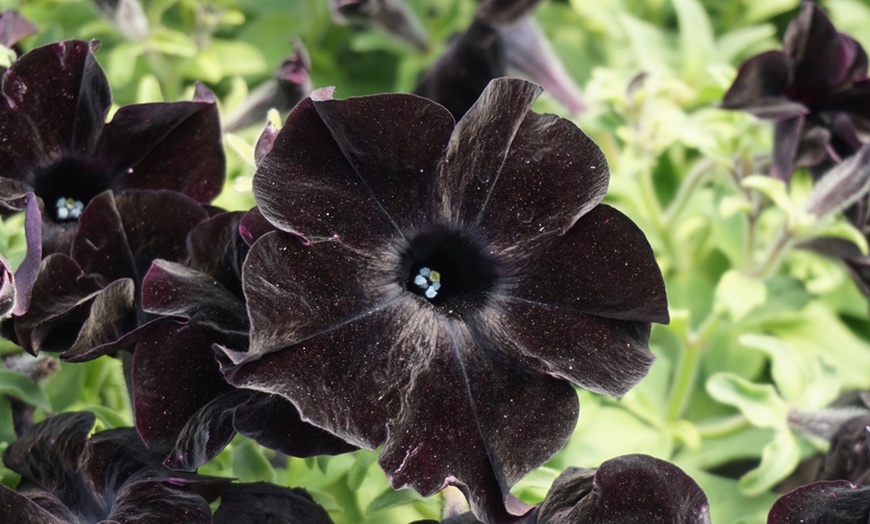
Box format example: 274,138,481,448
3,0,870,522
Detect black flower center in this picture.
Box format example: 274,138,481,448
402,228,501,312
33,157,112,222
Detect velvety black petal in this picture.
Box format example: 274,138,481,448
768,480,870,524
131,320,236,454
70,190,135,282
186,211,248,298
477,0,541,28
113,190,209,278
104,476,212,524
243,231,400,358
482,299,653,396
378,318,576,522
817,414,870,483
61,277,137,359
254,120,279,166
536,455,711,523
785,3,857,93
233,392,357,457
436,77,542,227
239,206,277,246
477,103,607,249
143,259,248,332
213,482,333,524
101,95,225,203
504,204,668,323
310,86,454,233
414,18,506,121
771,116,805,181
253,97,397,249
721,51,808,119
224,299,413,448
163,389,254,471
14,254,106,354
0,484,74,524
2,40,110,157
3,412,103,516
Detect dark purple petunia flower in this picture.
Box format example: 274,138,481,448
220,78,667,522
0,411,220,523
0,39,224,317
0,411,334,524
331,0,430,52
0,9,37,57
12,189,210,357
130,209,354,470
722,2,870,181
530,454,710,523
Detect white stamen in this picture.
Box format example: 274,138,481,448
413,275,428,288
55,197,85,221
419,267,431,277
424,286,437,299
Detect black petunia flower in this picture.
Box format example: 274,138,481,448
221,78,667,521
0,39,224,312
722,2,870,181
0,411,333,524
130,209,354,470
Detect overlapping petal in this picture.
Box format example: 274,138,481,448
502,204,668,323
768,480,870,524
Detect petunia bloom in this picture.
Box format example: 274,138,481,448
130,209,354,470
221,78,667,521
722,2,870,181
0,411,333,524
0,39,224,296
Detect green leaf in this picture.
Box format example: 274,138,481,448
743,0,800,24
147,28,197,57
717,25,777,63
714,269,767,321
672,0,716,80
346,450,379,491
0,369,51,412
706,373,788,429
742,175,792,213
738,429,800,495
136,74,164,103
106,41,145,87
808,220,869,255
739,334,806,403
78,403,130,429
231,439,275,483
225,133,256,170
366,487,426,515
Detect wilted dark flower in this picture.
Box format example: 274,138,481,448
722,2,870,181
0,411,333,524
415,0,584,120
223,41,312,132
129,210,354,470
0,9,37,58
0,39,224,257
221,78,667,521
817,414,870,483
331,0,429,52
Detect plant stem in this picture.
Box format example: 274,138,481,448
748,228,794,279
665,312,721,422
663,157,715,226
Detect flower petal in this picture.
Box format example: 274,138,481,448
224,299,416,448
12,193,43,316
721,51,808,120
163,389,254,471
477,105,607,249
213,483,333,524
61,277,137,359
310,86,454,233
482,299,653,396
768,480,870,524
786,3,856,92
101,96,225,203
503,204,668,323
0,484,75,524
436,77,541,226
378,318,576,522
772,116,805,181
243,231,401,357
233,392,357,457
105,476,212,524
131,321,236,455
536,454,711,523
3,40,110,156
0,10,37,49
253,96,396,249
13,253,105,354
70,190,136,282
